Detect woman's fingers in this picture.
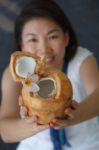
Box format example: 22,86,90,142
19,106,28,119
18,95,28,119
49,121,65,130
25,116,50,134
18,95,24,106
18,96,50,135
37,124,50,131
64,100,79,118
50,116,74,129
64,108,74,119
70,100,78,110
25,116,38,124
49,100,79,129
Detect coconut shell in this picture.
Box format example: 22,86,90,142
10,51,73,124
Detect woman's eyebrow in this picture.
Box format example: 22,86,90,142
25,33,36,37
24,29,60,37
47,29,60,35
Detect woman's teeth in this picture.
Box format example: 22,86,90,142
45,56,54,64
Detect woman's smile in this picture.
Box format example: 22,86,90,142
44,55,55,65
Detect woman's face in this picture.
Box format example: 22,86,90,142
21,18,69,69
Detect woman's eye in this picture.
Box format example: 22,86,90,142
49,35,59,40
28,39,38,42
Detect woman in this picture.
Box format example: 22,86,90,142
0,0,99,150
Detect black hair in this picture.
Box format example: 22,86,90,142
14,0,78,62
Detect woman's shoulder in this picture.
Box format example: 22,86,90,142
70,46,93,65
1,66,21,87
75,46,93,60
77,46,92,54
2,66,12,81
68,46,93,77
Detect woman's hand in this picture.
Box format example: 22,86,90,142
18,96,50,135
50,100,78,129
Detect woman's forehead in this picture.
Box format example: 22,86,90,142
22,18,63,35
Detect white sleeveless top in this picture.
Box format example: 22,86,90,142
17,46,99,150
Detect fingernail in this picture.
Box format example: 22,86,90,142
23,107,27,112
52,119,56,123
33,116,38,121
49,123,54,127
64,109,68,113
46,124,50,128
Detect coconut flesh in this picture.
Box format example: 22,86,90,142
15,56,36,78
15,56,56,99
37,77,56,98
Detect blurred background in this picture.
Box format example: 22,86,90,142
0,0,99,149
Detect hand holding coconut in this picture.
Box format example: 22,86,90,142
10,51,73,125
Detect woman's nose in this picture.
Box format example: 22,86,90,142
37,40,51,55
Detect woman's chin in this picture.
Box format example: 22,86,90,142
46,63,59,69
44,60,61,69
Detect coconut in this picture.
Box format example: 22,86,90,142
10,51,73,124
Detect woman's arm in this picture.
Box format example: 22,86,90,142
66,55,99,125
65,88,99,126
0,67,49,143
51,55,99,128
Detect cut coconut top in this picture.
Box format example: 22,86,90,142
15,56,36,78
37,77,56,99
